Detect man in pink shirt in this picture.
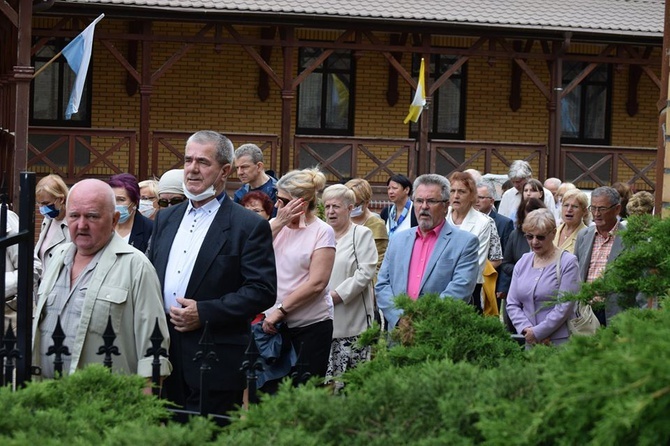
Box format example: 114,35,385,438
375,174,480,328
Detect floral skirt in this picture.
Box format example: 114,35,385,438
325,335,371,390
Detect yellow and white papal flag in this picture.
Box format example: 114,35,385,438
403,58,426,124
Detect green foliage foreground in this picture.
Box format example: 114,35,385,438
2,296,668,445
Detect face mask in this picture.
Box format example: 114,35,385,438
182,182,217,203
116,205,132,224
138,200,156,218
39,204,60,219
350,205,364,218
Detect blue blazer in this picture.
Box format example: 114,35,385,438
375,220,480,328
489,208,514,292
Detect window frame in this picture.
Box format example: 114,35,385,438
409,53,467,140
295,46,355,136
30,37,92,127
560,60,612,145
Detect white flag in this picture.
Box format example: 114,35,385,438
62,14,104,119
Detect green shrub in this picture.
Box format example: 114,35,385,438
0,365,218,445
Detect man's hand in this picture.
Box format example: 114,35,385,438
170,297,202,332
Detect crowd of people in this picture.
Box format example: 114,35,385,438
3,133,657,421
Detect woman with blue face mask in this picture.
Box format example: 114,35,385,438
108,173,153,253
35,174,70,271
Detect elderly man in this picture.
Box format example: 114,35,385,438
498,160,555,219
32,179,171,381
574,186,631,326
148,131,276,421
375,174,479,329
233,143,277,209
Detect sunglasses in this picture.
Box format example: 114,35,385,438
157,196,186,208
276,196,291,206
524,233,548,241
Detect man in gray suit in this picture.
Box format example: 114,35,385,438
573,186,627,326
375,174,479,329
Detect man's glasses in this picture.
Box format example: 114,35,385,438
588,204,617,214
414,198,447,207
524,233,548,241
157,197,186,208
477,196,493,200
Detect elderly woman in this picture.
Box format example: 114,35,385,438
380,174,417,237
263,167,335,390
157,169,186,209
34,174,70,270
138,178,159,220
626,190,654,216
506,208,579,347
108,173,153,253
345,178,388,275
240,190,274,220
554,189,589,253
447,171,502,313
322,184,377,387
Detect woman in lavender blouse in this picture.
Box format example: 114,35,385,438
506,208,578,347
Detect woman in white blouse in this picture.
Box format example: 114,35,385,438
322,184,377,388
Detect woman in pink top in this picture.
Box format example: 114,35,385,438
263,167,336,390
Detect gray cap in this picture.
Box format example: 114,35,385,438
158,169,184,195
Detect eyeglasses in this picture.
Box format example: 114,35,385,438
157,196,186,208
477,196,493,200
141,196,157,201
414,198,447,207
524,233,548,241
276,196,291,206
588,204,617,214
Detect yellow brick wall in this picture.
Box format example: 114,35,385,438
30,19,661,187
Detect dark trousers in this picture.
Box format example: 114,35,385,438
261,318,333,394
471,283,483,314
162,321,243,426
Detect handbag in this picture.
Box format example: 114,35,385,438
568,302,600,336
555,251,600,336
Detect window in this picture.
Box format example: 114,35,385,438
561,61,611,144
296,48,354,135
31,39,91,126
410,54,467,139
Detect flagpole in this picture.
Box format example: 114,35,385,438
31,13,105,80
32,50,64,79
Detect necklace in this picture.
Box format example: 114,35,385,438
535,248,558,262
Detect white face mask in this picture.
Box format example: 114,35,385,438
138,199,156,218
350,204,364,218
183,182,217,203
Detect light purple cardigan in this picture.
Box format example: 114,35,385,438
506,250,579,344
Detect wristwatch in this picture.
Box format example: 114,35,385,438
277,303,288,316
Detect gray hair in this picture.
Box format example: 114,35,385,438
235,143,264,164
544,177,562,189
508,160,533,180
322,184,355,207
476,181,496,199
591,186,621,206
522,208,557,234
186,131,234,166
413,174,450,201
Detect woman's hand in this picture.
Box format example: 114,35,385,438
262,310,283,334
522,326,539,344
331,290,343,305
271,197,305,237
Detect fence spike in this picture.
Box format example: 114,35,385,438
96,315,120,368
145,317,168,395
46,316,71,377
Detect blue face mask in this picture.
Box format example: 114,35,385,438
115,205,132,224
39,204,60,219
